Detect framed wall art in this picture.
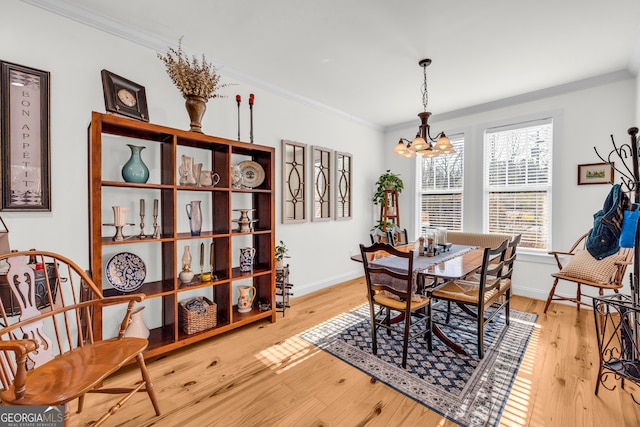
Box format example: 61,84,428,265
0,61,51,211
282,139,307,223
101,69,149,122
335,151,352,220
311,145,333,221
577,162,614,185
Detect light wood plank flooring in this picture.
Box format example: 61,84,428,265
71,278,640,426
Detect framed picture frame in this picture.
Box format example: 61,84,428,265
0,61,51,211
578,162,614,185
100,69,149,122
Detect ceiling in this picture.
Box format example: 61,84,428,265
29,0,640,129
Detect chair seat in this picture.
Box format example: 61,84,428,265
373,293,429,310
550,271,623,290
0,338,148,406
431,280,500,304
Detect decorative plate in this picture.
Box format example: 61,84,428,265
105,252,146,292
238,160,265,188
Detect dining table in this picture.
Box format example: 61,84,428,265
351,242,490,355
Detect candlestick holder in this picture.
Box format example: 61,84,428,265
139,212,147,239
152,214,160,239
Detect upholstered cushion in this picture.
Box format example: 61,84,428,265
558,250,622,284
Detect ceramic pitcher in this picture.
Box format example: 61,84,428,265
186,200,202,236
239,247,256,272
199,171,221,187
124,306,150,339
179,155,197,186
237,285,256,313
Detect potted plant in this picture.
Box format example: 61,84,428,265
372,169,404,206
275,240,290,270
371,219,395,232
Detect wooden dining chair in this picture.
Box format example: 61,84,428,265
369,228,391,244
388,226,409,246
0,250,161,426
543,232,633,313
359,242,431,368
428,239,509,358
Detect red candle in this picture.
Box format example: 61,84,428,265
236,94,241,102
249,94,254,105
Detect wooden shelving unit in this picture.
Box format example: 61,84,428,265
88,112,275,358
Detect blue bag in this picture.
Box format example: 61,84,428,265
619,203,640,248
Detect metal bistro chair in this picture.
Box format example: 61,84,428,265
359,242,431,368
544,232,633,313
0,250,161,426
429,239,510,358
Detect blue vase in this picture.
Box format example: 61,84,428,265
121,144,149,183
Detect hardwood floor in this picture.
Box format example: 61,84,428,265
71,278,640,426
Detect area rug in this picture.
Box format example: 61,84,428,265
299,304,537,427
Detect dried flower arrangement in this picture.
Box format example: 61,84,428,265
157,38,229,100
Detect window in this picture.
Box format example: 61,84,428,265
483,118,553,251
418,134,464,233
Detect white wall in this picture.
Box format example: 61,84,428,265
386,78,638,302
1,1,384,296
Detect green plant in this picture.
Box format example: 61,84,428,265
372,169,404,206
275,240,290,262
370,219,394,232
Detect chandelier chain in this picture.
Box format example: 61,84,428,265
421,64,429,112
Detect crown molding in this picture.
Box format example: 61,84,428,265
386,69,634,133
22,0,383,131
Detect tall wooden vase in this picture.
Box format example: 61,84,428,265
185,95,207,133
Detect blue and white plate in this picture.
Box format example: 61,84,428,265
105,252,146,292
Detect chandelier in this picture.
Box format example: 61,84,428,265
393,59,455,158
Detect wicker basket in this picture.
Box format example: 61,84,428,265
179,296,217,334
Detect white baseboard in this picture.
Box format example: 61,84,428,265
293,270,363,298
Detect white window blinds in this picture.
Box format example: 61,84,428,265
484,118,553,250
419,134,464,232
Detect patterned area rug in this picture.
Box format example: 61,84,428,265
299,304,537,427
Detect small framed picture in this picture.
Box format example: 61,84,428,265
101,70,149,122
578,162,614,185
0,60,51,211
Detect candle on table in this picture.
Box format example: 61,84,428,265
140,199,145,215
153,199,158,216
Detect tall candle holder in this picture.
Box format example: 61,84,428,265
152,198,160,239
139,199,147,239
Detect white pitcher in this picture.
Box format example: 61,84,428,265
237,285,256,313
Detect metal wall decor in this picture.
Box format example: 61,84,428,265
0,61,51,211
311,145,333,221
282,140,307,223
335,151,352,220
